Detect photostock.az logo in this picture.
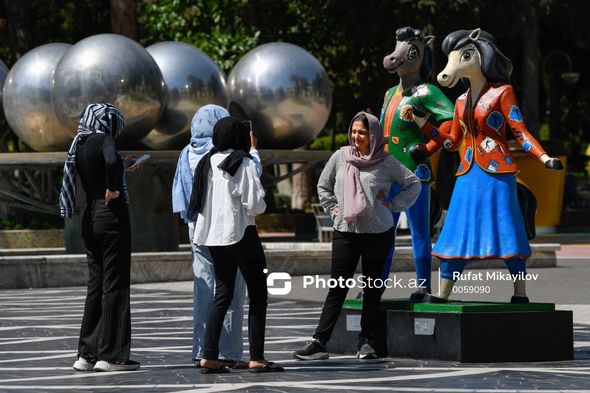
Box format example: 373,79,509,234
264,269,292,295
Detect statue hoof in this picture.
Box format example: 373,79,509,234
544,158,564,170
409,145,428,160
510,295,530,304
424,294,448,304
409,289,431,302
411,103,430,118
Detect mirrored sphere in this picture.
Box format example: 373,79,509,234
51,34,166,147
142,41,228,150
228,42,332,149
2,44,73,151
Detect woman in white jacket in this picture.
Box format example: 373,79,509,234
172,105,261,368
189,116,283,374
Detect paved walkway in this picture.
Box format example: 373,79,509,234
139,247,590,325
0,282,589,392
0,239,588,391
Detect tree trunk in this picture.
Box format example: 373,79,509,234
4,0,33,59
276,164,293,196
110,0,138,40
291,163,312,211
520,1,541,137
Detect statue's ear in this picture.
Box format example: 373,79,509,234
469,28,481,41
423,36,435,46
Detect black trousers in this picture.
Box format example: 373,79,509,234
313,228,394,344
78,198,131,363
203,225,268,361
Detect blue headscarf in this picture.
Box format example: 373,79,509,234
172,104,229,223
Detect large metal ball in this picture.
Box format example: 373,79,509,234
51,34,166,147
142,41,228,150
2,44,73,151
228,42,332,149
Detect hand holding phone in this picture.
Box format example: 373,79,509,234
243,120,258,149
128,154,150,171
250,131,258,150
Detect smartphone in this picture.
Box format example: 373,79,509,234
128,154,150,170
243,120,253,134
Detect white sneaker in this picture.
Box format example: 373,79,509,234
73,357,96,371
94,360,140,372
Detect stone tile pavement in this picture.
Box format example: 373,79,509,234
0,239,588,392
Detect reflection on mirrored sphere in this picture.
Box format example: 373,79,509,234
228,42,332,149
51,34,166,147
142,41,228,150
2,44,73,151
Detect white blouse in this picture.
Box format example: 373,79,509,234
193,149,266,246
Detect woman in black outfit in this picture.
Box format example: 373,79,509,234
60,103,140,372
189,117,284,374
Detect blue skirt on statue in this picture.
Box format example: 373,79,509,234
433,163,531,260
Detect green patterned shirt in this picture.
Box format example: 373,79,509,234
380,83,454,179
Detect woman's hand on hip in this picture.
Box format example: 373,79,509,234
331,205,340,219
376,191,389,207
105,189,120,205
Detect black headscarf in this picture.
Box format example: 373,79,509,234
187,116,253,218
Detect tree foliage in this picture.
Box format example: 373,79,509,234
138,0,260,71
0,0,588,167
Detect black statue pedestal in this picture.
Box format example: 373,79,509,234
330,299,573,362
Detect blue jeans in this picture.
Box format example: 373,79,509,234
382,181,432,289
188,223,245,361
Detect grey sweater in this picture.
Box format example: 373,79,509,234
317,150,421,234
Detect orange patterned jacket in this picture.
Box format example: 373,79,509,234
420,83,546,176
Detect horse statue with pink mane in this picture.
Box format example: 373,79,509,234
412,28,564,303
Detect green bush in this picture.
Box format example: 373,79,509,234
0,217,60,230
309,133,348,151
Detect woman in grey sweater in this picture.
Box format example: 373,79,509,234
293,111,420,361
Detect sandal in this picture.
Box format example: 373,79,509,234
218,359,236,367
249,361,285,373
200,365,230,374
231,360,250,369
217,360,249,369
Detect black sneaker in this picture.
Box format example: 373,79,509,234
356,338,378,360
292,339,329,360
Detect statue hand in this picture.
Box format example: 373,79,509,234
544,157,564,170
411,103,431,128
409,144,429,160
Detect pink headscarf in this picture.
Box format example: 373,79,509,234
340,111,389,224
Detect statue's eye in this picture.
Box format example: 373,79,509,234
461,49,475,62
408,45,419,60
